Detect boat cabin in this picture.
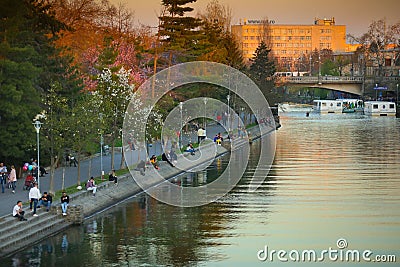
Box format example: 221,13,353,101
364,101,396,116
313,100,342,113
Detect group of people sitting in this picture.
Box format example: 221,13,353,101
13,186,70,221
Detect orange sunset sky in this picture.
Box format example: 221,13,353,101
112,0,399,37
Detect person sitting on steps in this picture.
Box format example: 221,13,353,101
86,177,97,196
185,143,195,155
134,160,146,176
37,192,52,212
61,191,69,216
150,155,160,170
108,170,118,185
13,201,27,221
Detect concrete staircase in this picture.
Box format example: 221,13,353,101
0,206,70,257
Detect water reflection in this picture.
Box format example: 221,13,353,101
3,114,400,266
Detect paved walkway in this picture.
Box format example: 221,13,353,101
0,123,227,217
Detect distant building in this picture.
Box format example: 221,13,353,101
231,17,357,68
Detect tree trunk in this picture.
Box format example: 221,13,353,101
77,155,81,186
119,148,125,169
110,141,115,170
49,156,59,195
88,158,92,179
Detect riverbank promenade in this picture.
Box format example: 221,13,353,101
0,123,227,218
0,123,231,257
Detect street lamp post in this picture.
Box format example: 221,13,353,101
318,54,321,77
33,120,42,189
99,113,104,180
227,94,231,132
318,53,322,85
203,97,207,132
396,83,399,106
179,102,183,149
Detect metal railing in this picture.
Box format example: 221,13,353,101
282,76,364,84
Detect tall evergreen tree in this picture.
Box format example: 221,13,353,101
249,41,276,92
159,0,204,63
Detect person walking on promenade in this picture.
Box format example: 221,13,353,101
13,201,27,221
38,192,52,212
69,154,77,167
197,127,206,143
0,162,8,193
60,191,69,216
86,177,97,196
9,165,17,193
29,183,41,217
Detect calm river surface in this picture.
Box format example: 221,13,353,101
4,112,400,266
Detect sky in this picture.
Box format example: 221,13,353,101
114,0,399,37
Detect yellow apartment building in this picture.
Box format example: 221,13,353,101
231,17,355,69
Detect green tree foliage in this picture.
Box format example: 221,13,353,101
159,0,204,63
37,82,69,194
0,0,75,165
249,41,276,93
68,94,101,185
197,0,244,70
321,60,340,76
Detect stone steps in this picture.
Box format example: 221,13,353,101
0,210,68,257
0,217,68,256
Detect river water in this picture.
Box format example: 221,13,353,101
4,112,400,266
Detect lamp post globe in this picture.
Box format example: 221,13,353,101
33,120,42,189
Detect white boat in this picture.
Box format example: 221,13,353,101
337,99,364,113
363,101,396,116
313,100,343,113
278,103,313,113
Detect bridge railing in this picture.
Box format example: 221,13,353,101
282,76,364,84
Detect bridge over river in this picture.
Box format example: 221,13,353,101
281,76,399,96
281,76,363,95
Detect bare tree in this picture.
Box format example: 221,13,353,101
258,17,273,50
198,0,232,33
348,19,400,76
99,1,135,35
